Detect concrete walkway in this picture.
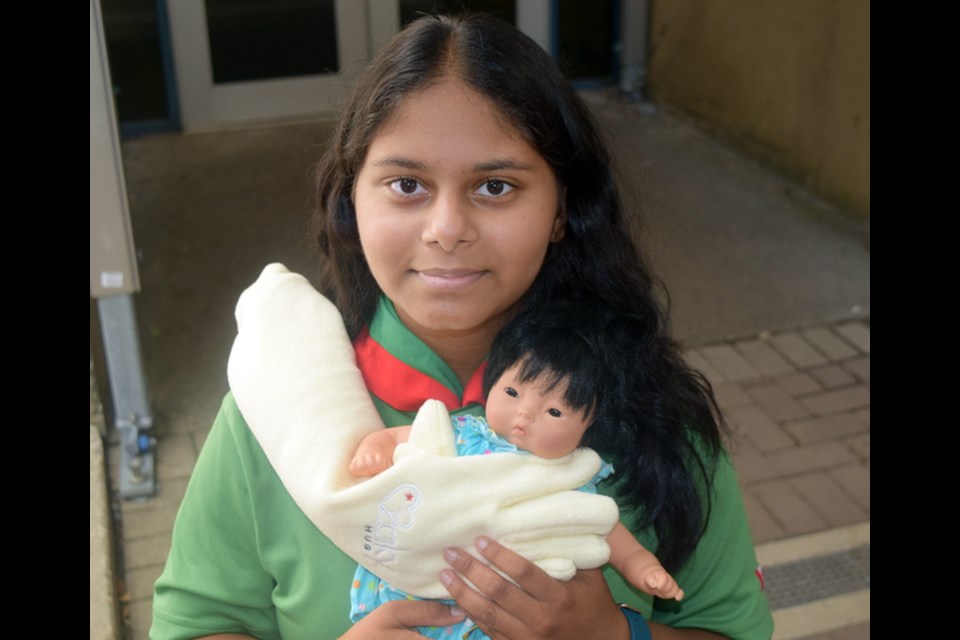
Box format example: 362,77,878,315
90,89,869,639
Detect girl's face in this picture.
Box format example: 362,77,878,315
485,364,591,459
353,77,564,341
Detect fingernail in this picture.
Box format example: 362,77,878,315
450,605,464,617
441,570,455,586
444,548,460,563
475,536,489,550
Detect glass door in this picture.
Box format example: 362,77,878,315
101,0,181,136
166,0,368,130
162,0,615,131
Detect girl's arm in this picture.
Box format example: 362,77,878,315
348,425,412,476
607,522,683,601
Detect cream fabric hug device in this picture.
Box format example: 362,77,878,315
227,263,619,598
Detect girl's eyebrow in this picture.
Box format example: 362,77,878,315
369,156,533,173
473,159,534,172
370,156,428,171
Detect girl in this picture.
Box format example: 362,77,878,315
152,12,773,639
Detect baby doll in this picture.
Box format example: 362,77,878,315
349,301,683,637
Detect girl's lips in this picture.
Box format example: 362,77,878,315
416,269,485,289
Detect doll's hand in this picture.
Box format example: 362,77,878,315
348,450,394,477
349,426,410,477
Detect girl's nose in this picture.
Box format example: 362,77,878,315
421,193,476,251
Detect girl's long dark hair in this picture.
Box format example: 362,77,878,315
311,12,729,574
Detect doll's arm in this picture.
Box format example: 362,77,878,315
607,522,684,601
349,425,412,476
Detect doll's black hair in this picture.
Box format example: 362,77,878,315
482,301,638,455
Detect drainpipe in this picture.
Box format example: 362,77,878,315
619,0,656,112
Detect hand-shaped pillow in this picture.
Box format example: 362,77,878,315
227,263,619,598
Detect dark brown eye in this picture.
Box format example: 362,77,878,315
548,408,562,417
477,179,513,197
399,178,419,194
504,387,518,398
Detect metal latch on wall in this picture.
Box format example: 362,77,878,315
116,412,157,498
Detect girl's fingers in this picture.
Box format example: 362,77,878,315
471,536,565,601
440,537,571,638
379,598,466,628
441,540,627,640
440,571,528,638
342,599,466,639
440,546,531,637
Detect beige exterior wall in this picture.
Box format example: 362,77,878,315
646,0,869,218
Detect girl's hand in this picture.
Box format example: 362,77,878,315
440,536,630,640
339,599,466,639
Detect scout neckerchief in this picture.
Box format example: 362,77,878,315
352,295,486,415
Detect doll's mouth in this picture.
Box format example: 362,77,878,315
511,426,526,437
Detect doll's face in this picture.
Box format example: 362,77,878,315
485,364,591,459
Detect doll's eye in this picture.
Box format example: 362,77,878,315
504,387,518,398
547,408,563,418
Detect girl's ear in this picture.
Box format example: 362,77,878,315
551,186,568,242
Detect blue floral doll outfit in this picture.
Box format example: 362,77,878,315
350,414,615,639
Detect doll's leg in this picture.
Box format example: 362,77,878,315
639,567,684,601
607,522,684,601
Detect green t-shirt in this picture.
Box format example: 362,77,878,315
151,296,773,639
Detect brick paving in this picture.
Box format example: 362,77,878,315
103,319,870,639
686,321,870,545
